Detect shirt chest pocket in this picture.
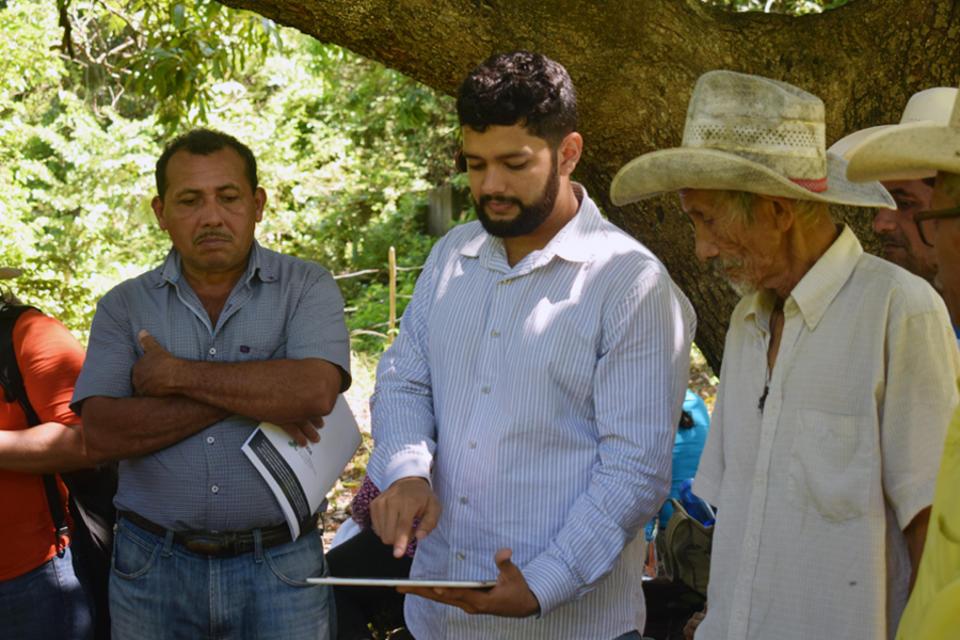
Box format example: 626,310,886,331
231,341,285,362
789,409,874,523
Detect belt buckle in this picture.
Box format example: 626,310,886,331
184,533,237,557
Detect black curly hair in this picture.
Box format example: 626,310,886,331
456,51,577,147
155,128,258,197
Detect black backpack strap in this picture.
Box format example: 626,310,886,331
0,304,69,557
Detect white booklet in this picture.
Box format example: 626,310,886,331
242,395,362,539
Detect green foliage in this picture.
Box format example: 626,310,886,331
702,0,851,13
62,0,277,131
0,0,456,350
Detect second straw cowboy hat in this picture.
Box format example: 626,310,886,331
828,87,958,180
846,81,960,181
610,70,894,209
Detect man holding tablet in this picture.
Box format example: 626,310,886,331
366,51,695,640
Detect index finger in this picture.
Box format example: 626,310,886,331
392,519,415,559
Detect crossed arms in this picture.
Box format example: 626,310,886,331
81,331,343,462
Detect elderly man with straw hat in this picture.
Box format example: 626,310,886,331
830,88,958,288
847,81,960,640
611,70,960,639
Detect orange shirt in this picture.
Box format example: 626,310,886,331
0,310,85,580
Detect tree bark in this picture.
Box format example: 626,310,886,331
217,0,960,371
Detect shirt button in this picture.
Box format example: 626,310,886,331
490,330,500,338
206,436,215,445
456,551,466,560
210,485,220,494
459,496,468,505
208,347,217,356
467,441,477,449
480,386,490,394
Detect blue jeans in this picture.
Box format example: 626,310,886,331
110,516,334,639
0,545,93,640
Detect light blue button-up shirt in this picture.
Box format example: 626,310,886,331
72,241,350,531
368,187,695,639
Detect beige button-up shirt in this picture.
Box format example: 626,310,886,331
694,225,960,640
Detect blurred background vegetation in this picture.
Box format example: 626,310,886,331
0,0,852,349
1,0,461,354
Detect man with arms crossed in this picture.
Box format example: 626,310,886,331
611,70,958,639
368,51,695,640
72,129,350,639
847,81,960,640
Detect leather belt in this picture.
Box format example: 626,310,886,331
119,510,318,558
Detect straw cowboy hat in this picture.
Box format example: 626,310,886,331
829,87,957,180
610,70,894,209
846,82,960,182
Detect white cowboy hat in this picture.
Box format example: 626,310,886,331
610,70,894,209
830,87,957,180
847,82,960,182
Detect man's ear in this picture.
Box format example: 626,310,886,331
556,132,583,177
254,187,266,223
151,196,167,230
765,196,797,232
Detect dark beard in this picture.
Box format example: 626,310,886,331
474,161,560,238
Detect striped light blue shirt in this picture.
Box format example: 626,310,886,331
72,241,351,531
368,187,695,640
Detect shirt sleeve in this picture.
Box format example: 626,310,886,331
14,311,85,426
284,266,352,391
693,380,725,507
880,305,959,530
70,290,138,413
522,269,696,614
365,241,443,490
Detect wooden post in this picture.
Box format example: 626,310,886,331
427,183,454,236
388,246,397,341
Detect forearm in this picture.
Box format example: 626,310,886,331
81,395,229,462
162,358,341,424
523,449,670,614
0,423,93,473
368,384,437,488
905,506,931,592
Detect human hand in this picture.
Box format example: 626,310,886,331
397,548,540,618
278,418,324,447
132,330,181,397
370,476,441,558
684,607,706,639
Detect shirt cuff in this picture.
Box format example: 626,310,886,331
521,550,580,617
382,449,433,490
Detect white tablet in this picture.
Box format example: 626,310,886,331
307,577,496,588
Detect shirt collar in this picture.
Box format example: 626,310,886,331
153,240,276,288
458,183,601,266
788,224,862,332
739,225,863,333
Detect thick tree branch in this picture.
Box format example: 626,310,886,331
216,0,960,370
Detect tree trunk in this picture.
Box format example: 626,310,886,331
216,0,960,371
